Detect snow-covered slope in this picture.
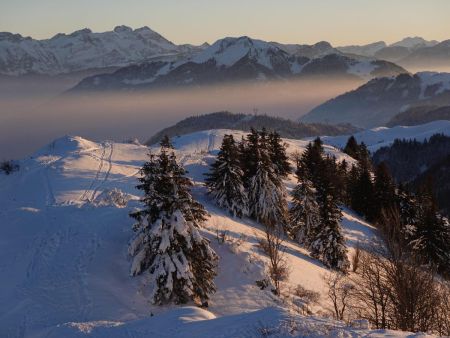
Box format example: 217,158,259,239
301,72,450,128
0,26,205,76
321,120,450,152
0,130,431,337
71,36,406,92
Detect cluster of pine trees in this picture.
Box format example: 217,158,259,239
206,129,350,271
342,136,450,277
289,138,350,270
129,136,218,305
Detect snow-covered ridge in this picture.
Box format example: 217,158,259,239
0,26,205,75
321,120,450,152
302,72,450,128
72,36,406,91
192,36,287,69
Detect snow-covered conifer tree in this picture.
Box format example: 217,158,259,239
129,139,218,305
268,131,291,177
247,143,288,227
205,134,248,217
289,178,321,248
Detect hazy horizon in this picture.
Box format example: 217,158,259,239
0,78,362,159
1,0,449,46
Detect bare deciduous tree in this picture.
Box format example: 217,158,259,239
260,222,289,296
350,247,390,329
324,271,354,321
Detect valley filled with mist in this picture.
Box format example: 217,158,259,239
0,77,362,158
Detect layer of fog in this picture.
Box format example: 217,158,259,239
0,78,362,159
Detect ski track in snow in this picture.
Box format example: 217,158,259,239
79,143,107,202
89,142,114,202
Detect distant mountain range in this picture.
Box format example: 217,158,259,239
69,36,405,92
0,25,206,76
338,37,450,71
3,26,448,95
301,72,450,128
145,111,359,145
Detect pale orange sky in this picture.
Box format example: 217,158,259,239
1,0,449,45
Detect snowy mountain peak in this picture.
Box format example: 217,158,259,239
192,36,286,68
0,26,192,75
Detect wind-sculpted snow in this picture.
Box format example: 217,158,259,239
0,130,430,337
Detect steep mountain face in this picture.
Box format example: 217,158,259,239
70,36,406,92
0,26,205,76
145,111,359,145
387,105,450,127
301,72,450,128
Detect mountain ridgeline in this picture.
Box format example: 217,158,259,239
302,72,450,128
145,112,359,145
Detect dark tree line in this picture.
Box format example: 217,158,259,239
343,136,450,278
372,134,450,216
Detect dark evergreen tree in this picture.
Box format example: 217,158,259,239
343,136,360,159
410,180,450,276
311,156,349,271
129,139,218,305
247,136,288,227
296,139,349,270
373,162,396,222
350,160,376,221
289,177,321,248
240,128,260,185
205,134,248,217
268,131,291,177
160,134,174,149
298,138,325,187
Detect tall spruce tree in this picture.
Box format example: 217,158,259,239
289,177,321,248
247,133,288,227
268,131,291,177
350,159,376,221
129,139,218,305
296,139,349,270
373,162,396,222
240,128,260,185
205,134,248,217
410,180,450,276
311,156,350,271
343,136,360,159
